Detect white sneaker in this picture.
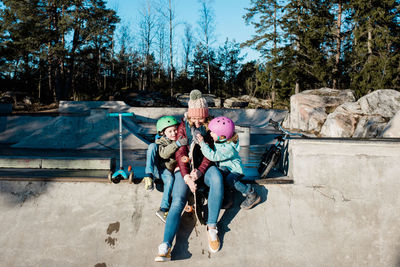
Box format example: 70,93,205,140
207,228,220,253
154,243,171,262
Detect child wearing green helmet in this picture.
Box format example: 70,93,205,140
144,115,187,223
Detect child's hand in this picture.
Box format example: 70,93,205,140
190,169,202,181
184,174,197,193
176,137,187,147
196,133,204,143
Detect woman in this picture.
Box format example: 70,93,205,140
155,90,224,262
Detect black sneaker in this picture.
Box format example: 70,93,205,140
156,209,168,223
240,188,261,210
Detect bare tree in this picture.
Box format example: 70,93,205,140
138,0,157,90
156,0,177,96
182,23,194,76
117,23,134,88
155,20,166,81
197,0,215,94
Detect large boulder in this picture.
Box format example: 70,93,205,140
358,89,400,118
0,91,17,104
236,95,271,108
320,102,362,137
289,88,355,132
380,110,400,138
223,97,249,108
223,95,271,108
320,90,400,138
353,115,387,138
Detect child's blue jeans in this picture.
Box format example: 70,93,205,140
219,167,251,195
145,143,174,210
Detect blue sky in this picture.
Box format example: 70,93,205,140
106,0,262,66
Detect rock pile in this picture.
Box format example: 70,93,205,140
0,91,33,112
176,93,271,109
284,88,400,138
176,93,222,108
223,95,271,109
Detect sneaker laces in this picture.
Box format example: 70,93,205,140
158,243,170,255
208,228,218,241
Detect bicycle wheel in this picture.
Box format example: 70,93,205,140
259,146,281,179
258,146,276,173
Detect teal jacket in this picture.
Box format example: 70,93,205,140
199,140,243,174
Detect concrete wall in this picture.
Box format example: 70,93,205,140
286,138,400,266
1,139,399,266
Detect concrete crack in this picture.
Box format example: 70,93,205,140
308,185,352,202
284,187,296,235
312,185,336,202
96,142,113,150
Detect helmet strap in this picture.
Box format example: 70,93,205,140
217,136,226,142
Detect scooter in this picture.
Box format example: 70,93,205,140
107,112,134,184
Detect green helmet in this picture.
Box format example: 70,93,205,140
156,116,179,133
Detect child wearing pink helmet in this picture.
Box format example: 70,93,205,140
196,116,260,210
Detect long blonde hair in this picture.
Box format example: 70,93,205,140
215,132,239,144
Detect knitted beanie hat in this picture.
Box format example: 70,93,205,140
187,89,209,118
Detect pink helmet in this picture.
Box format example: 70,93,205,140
208,116,235,140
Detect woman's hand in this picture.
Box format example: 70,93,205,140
190,169,202,181
184,174,197,193
196,133,204,143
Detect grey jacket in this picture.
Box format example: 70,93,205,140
155,136,179,172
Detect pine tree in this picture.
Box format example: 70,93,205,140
0,0,50,98
0,0,119,102
191,42,209,91
349,0,400,95
243,0,284,105
217,39,243,96
281,0,335,91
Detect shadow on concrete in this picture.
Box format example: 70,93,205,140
218,184,269,250
169,185,273,260
218,192,242,250
0,180,51,207
171,211,198,260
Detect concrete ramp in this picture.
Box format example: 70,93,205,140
1,104,288,150
0,177,398,266
0,116,54,144
128,107,288,134
8,111,149,150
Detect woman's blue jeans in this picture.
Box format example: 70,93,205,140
162,166,224,246
145,142,174,210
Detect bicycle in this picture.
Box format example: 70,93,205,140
258,119,304,179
